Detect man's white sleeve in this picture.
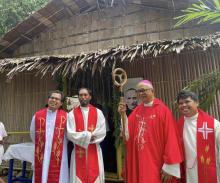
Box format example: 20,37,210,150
67,111,91,149
162,163,180,178
214,119,220,169
30,116,35,143
90,109,106,144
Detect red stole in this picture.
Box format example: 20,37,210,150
34,108,67,183
179,109,217,183
74,105,99,183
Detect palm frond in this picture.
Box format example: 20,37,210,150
213,0,220,10
182,70,220,111
175,0,220,27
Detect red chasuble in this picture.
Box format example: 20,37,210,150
74,105,99,183
34,108,67,183
178,109,217,183
125,98,183,183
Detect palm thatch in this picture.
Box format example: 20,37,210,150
1,31,220,79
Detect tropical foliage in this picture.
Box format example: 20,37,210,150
0,0,48,37
181,71,220,111
174,0,220,111
175,0,220,27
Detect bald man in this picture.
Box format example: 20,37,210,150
118,80,183,183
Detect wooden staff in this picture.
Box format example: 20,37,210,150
112,68,128,141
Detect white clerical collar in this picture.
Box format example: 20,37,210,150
184,113,198,121
80,106,89,111
47,108,57,113
143,100,153,107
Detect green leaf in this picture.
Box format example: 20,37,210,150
174,0,220,27
211,17,220,23
213,0,220,10
0,0,48,37
192,3,205,10
181,70,220,111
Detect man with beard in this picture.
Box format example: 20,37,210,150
118,80,183,183
30,90,69,183
67,87,106,183
124,88,138,116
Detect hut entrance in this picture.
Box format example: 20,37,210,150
66,68,120,180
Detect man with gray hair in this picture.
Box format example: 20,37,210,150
118,80,183,183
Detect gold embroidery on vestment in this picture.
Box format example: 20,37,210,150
76,147,85,158
52,115,66,165
200,144,212,183
36,117,45,164
88,124,95,132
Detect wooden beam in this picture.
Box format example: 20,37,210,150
84,0,97,6
61,0,80,14
0,39,10,47
0,8,64,54
132,0,142,4
32,12,54,28
21,34,32,41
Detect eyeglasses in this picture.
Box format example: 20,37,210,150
79,93,89,97
49,96,61,101
136,88,151,94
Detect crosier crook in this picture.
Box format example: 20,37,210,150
112,68,127,141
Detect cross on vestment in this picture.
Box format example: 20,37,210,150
36,118,45,145
56,116,66,137
36,117,45,162
88,124,95,132
36,117,45,135
135,115,147,150
77,148,85,158
137,117,147,139
198,122,214,140
53,116,66,164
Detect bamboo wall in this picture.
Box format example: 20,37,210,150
8,3,220,141
3,2,220,138
121,48,220,120
14,5,220,57
0,72,57,143
1,4,220,177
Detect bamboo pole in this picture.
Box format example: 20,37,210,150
112,68,128,181
7,131,30,135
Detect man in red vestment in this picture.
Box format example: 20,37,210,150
30,90,69,183
118,80,183,183
176,90,220,183
67,88,106,183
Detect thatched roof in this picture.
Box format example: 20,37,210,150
0,0,197,56
1,31,220,79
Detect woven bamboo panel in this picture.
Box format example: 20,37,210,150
0,72,57,143
121,48,220,119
